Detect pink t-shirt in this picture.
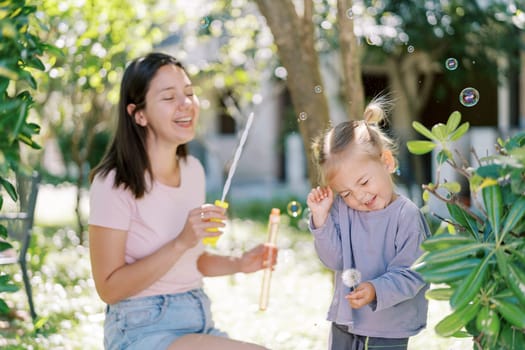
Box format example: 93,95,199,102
88,155,206,298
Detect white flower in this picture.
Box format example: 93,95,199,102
342,269,361,289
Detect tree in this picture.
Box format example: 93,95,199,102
355,0,523,184
198,0,522,188
254,0,364,186
34,0,173,240
0,0,53,318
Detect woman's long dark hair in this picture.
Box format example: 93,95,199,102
89,52,188,198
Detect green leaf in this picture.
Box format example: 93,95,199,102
449,122,470,141
431,123,448,140
447,203,479,239
422,190,430,202
0,240,12,252
420,233,476,252
418,258,482,283
0,225,6,238
425,287,454,301
482,185,503,241
500,323,525,348
450,254,491,309
24,56,45,71
476,164,501,179
0,298,10,315
507,261,525,307
435,299,480,337
418,243,488,265
441,181,461,194
0,281,19,293
437,149,453,165
446,111,461,133
501,196,525,237
0,177,17,201
511,169,525,194
492,298,525,329
412,121,437,140
407,140,436,155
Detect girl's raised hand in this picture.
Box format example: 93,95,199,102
307,186,334,228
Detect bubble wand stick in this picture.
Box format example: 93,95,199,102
203,112,255,246
259,208,281,311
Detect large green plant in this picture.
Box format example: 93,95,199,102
0,0,50,317
407,112,525,349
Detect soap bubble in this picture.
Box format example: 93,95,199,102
407,45,414,53
314,85,323,94
445,58,458,71
346,8,353,19
298,112,308,121
459,87,479,107
287,201,303,218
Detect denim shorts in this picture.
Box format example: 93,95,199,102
104,289,227,350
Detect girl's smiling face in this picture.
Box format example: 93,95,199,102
130,64,200,146
327,148,397,212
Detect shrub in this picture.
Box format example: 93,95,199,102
0,0,51,317
407,111,525,349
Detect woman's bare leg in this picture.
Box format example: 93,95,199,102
168,334,268,350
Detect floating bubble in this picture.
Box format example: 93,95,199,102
445,58,458,71
298,112,308,121
314,85,322,94
200,17,211,29
286,201,303,218
274,66,287,79
459,87,479,107
407,45,414,53
346,8,353,19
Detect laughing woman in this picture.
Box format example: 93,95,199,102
88,52,275,350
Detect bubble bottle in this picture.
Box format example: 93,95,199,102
202,200,229,246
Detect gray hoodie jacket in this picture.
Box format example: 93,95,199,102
310,194,431,338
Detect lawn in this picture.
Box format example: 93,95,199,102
0,185,473,349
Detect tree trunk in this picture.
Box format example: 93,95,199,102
255,0,331,186
386,52,439,191
336,0,364,119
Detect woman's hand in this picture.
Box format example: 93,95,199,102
175,204,227,249
345,282,376,309
306,186,334,228
239,243,278,273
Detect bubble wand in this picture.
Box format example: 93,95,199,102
259,208,281,311
203,112,255,246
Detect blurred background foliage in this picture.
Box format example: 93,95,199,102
22,0,523,237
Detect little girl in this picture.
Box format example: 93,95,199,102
307,99,431,350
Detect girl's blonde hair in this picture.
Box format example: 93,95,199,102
312,96,398,185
